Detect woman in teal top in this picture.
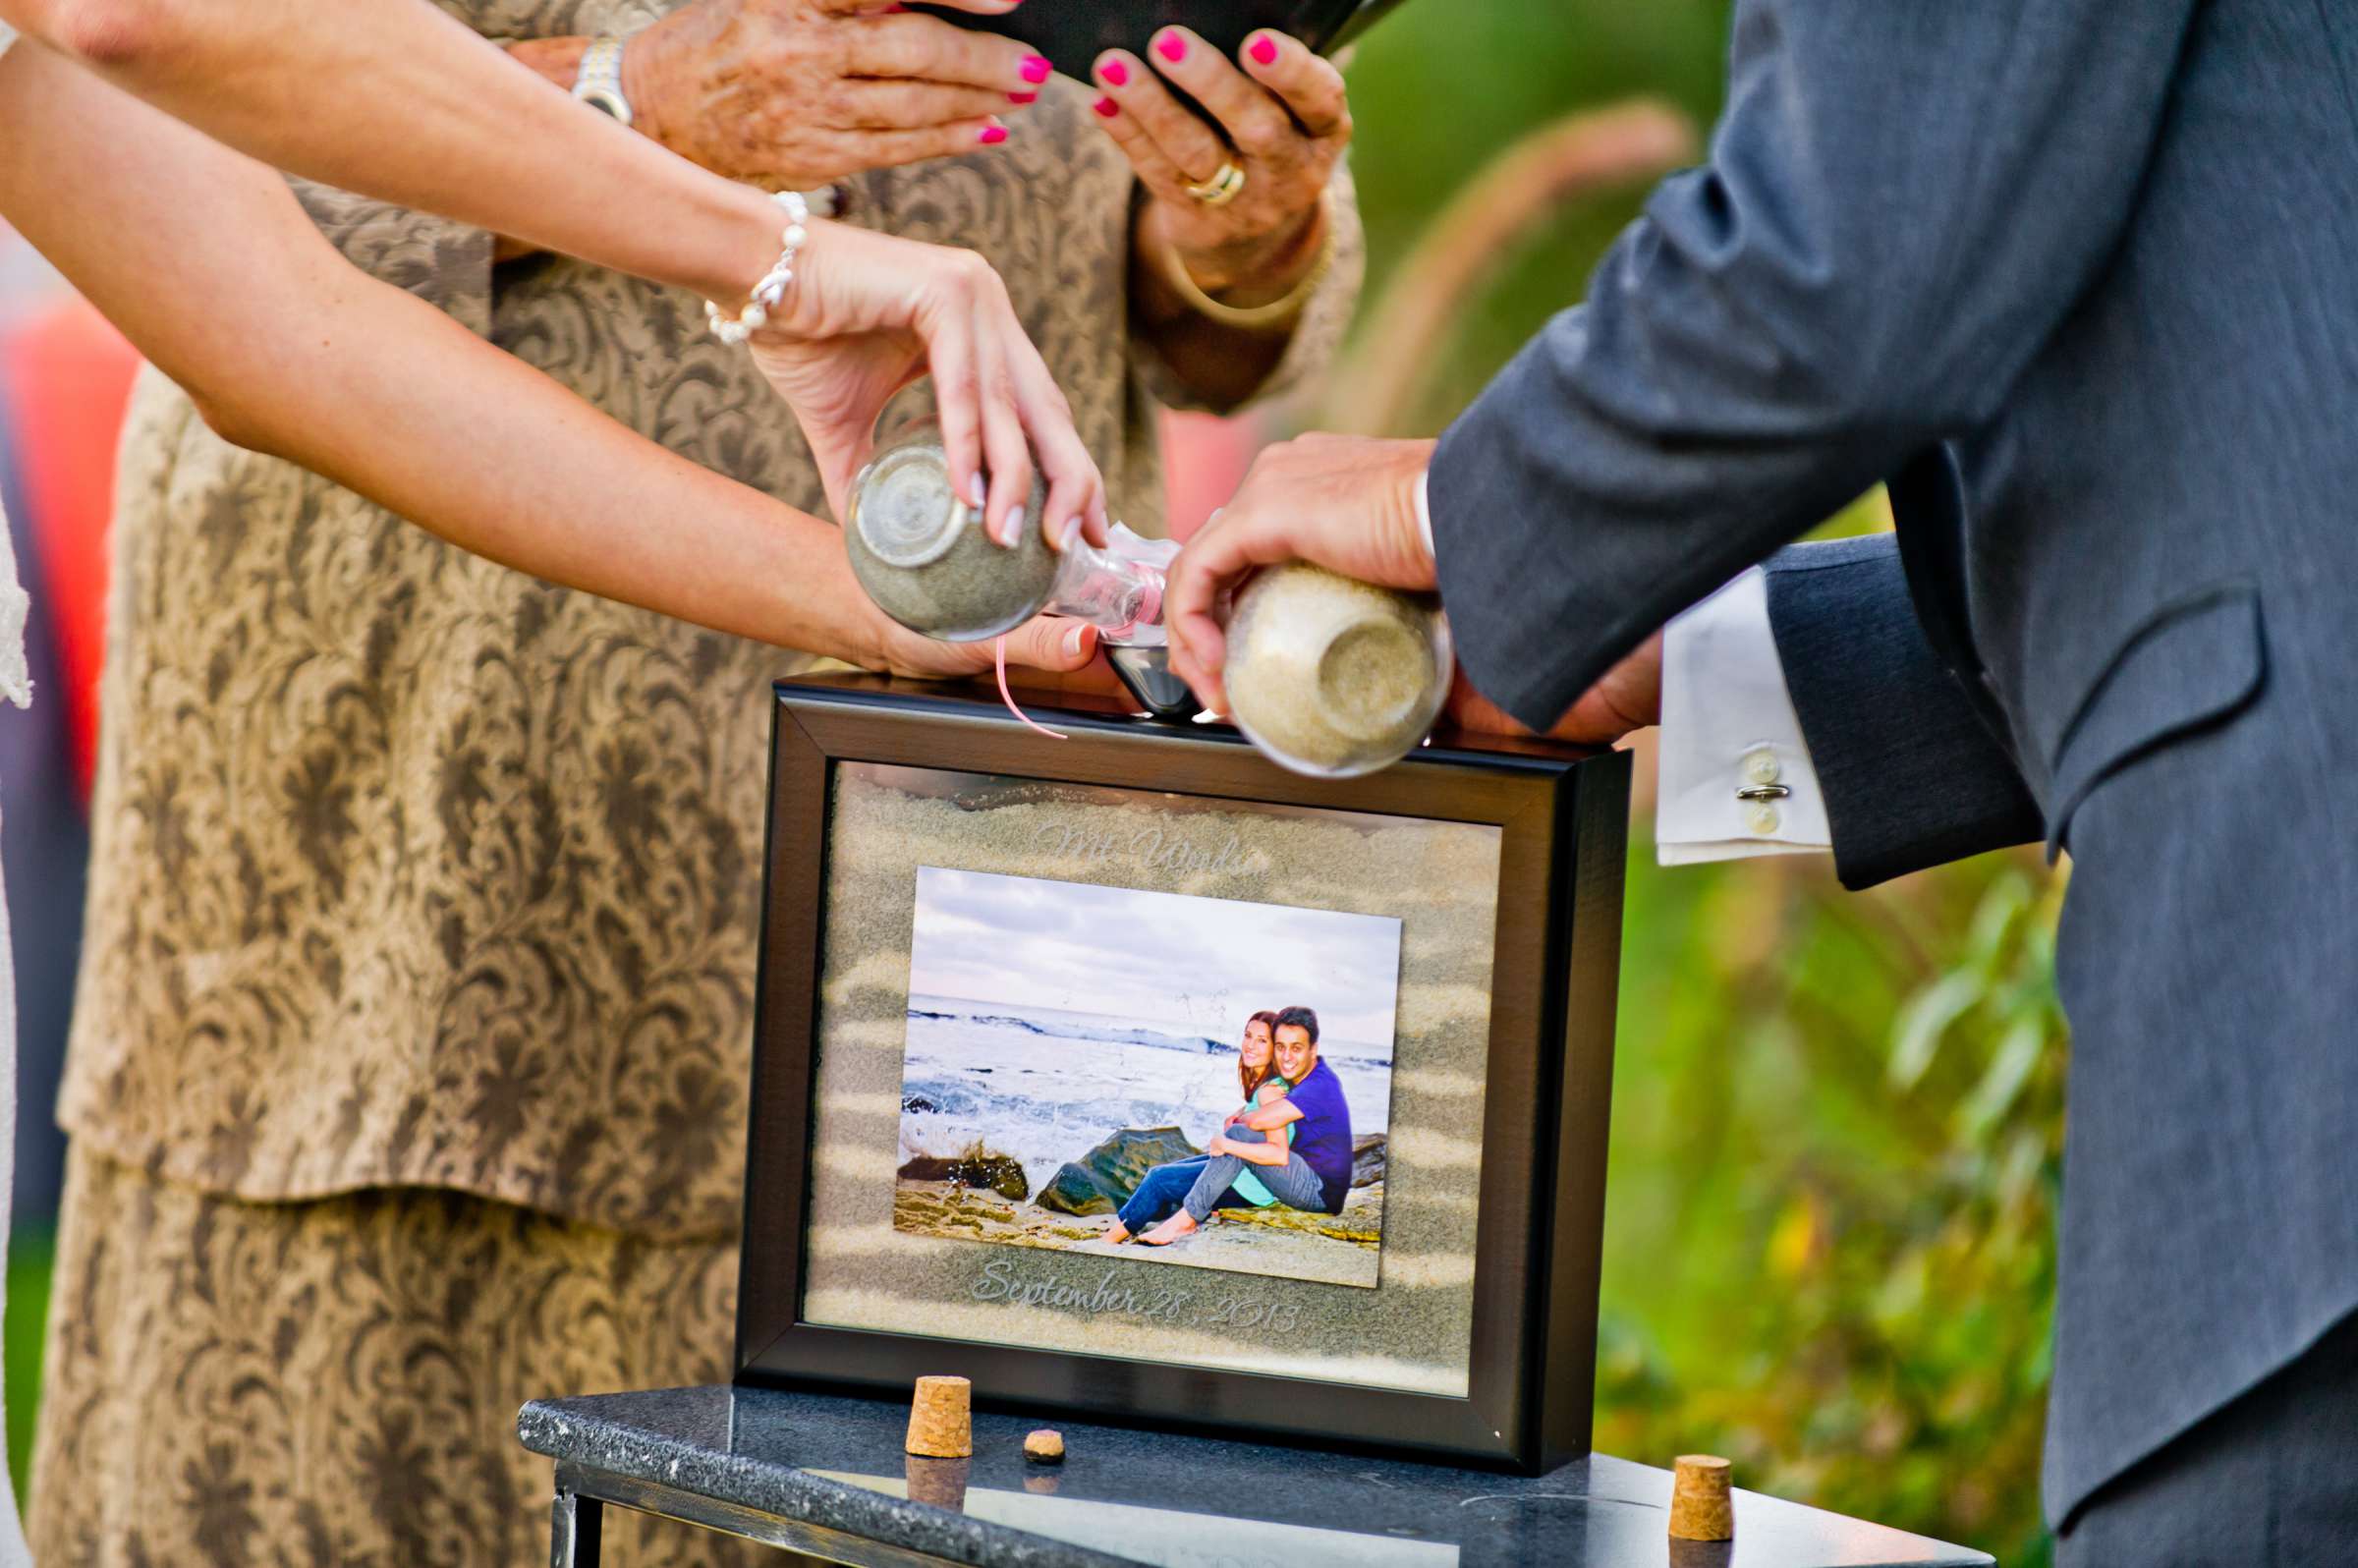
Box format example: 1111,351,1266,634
1108,1009,1285,1243
1224,1067,1297,1210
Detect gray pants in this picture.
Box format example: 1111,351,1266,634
1181,1125,1328,1222
2057,1308,2358,1565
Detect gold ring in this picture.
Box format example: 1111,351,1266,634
1183,161,1247,206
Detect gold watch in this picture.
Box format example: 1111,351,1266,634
573,34,634,128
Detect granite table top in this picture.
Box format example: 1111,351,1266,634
518,1385,1993,1568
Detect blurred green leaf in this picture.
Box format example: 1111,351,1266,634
1957,1017,2049,1145
1889,972,1984,1092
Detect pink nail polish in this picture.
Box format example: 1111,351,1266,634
1101,59,1129,86
1156,32,1188,63
1249,33,1278,66
1092,95,1118,118
1021,55,1051,84
1008,90,1038,104
979,123,1009,145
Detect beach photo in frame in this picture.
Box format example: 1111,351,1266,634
894,866,1405,1290
735,674,1627,1471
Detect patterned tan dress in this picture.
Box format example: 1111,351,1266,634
24,1,1361,1560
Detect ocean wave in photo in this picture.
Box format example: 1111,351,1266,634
898,994,1394,1198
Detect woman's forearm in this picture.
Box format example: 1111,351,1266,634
0,0,778,307
490,37,593,263
0,49,885,665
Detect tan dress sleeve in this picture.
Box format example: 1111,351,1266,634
287,177,497,338
1128,157,1367,417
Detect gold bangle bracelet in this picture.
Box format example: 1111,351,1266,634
1155,195,1337,331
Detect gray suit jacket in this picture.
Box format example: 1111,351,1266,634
1426,0,2358,1529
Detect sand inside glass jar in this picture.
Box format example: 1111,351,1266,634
1223,564,1452,777
845,436,1054,642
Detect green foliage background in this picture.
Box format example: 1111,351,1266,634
1335,4,2068,1561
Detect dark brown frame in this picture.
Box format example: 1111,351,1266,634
734,672,1627,1473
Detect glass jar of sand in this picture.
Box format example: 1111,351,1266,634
1219,563,1454,779
844,429,1452,776
844,429,1160,644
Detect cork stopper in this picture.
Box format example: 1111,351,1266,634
1668,1454,1734,1541
904,1374,974,1459
1023,1428,1065,1464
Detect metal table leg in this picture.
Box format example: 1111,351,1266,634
552,1484,604,1568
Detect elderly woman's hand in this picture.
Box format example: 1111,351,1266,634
624,0,1052,189
1092,27,1350,303
748,218,1110,552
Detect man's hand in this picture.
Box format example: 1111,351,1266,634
1443,635,1662,748
1164,433,1435,711
1164,429,1666,744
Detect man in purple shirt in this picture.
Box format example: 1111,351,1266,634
1132,1006,1353,1247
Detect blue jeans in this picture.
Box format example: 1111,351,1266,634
1180,1146,1327,1222
1116,1156,1254,1232
1116,1127,1329,1230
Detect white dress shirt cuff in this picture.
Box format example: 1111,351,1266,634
1656,567,1832,865
1414,468,1435,562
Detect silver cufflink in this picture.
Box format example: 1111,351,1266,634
1738,748,1788,833
1738,747,1788,802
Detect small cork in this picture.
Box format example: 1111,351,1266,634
1023,1428,1065,1464
1668,1454,1734,1541
905,1375,973,1459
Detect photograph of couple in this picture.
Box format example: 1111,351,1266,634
1100,1005,1354,1249
894,867,1398,1289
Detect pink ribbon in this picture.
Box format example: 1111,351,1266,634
994,635,1069,741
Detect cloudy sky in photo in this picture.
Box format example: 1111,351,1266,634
908,867,1402,1047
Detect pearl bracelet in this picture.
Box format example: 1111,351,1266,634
705,189,811,347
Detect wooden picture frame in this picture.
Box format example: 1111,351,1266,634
734,672,1626,1473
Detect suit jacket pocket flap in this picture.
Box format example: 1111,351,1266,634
2045,584,2266,858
